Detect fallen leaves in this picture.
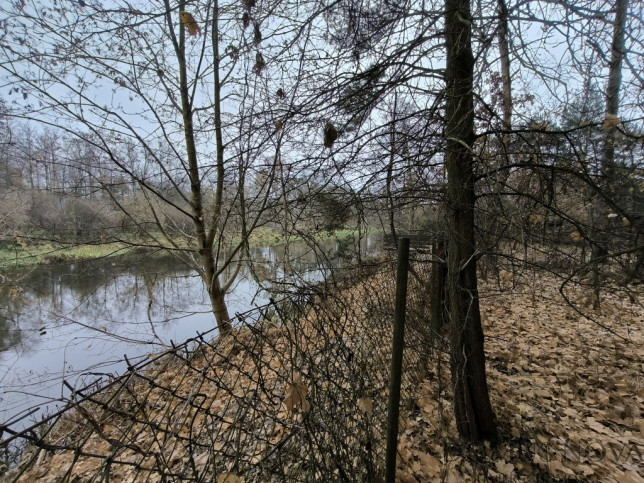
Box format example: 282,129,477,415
570,230,583,242
283,372,310,413
216,473,242,483
495,459,514,475
357,397,373,416
10,270,644,482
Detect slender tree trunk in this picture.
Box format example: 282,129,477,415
602,0,628,181
592,0,628,309
208,262,232,330
169,0,233,334
497,0,512,131
444,0,497,441
386,92,399,246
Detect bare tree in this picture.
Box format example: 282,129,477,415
0,0,280,333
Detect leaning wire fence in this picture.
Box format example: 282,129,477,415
0,253,438,482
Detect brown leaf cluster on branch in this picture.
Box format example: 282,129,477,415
253,52,265,75
179,11,200,37
602,113,621,130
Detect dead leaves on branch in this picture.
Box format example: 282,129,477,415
602,113,621,130
253,52,265,75
179,11,200,36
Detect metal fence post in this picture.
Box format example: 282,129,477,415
385,237,410,483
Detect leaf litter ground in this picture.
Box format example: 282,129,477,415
7,269,644,482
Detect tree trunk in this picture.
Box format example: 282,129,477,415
602,0,628,182
203,247,233,334
592,0,628,308
497,0,512,131
444,0,497,441
210,279,232,333
169,0,233,335
430,240,447,344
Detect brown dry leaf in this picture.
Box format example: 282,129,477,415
495,460,514,475
417,452,441,477
570,231,583,242
528,213,542,224
357,397,372,416
623,217,631,227
602,113,621,130
253,52,266,75
549,459,575,476
586,416,610,435
179,11,201,36
324,122,338,148
395,469,416,483
283,372,309,413
617,470,644,483
217,474,242,483
253,22,262,45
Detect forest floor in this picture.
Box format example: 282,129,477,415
4,269,644,482
394,272,644,482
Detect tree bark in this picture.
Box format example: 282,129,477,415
170,0,233,335
497,0,512,131
602,0,628,182
592,0,628,309
444,0,497,441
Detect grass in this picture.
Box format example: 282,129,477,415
0,241,130,270
0,227,376,271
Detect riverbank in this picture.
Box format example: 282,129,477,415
4,268,643,481
0,228,371,271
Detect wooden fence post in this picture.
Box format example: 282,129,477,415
385,237,410,482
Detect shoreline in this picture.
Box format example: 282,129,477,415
0,228,376,272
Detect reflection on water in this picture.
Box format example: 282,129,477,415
0,234,381,427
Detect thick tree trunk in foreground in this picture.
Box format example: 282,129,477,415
444,0,497,441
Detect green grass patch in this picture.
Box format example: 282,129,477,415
0,227,378,271
0,241,131,270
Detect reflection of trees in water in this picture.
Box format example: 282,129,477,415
0,315,21,351
0,254,211,353
246,235,381,298
0,237,382,354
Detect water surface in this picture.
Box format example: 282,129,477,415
0,235,380,429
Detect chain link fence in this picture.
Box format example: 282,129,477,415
1,251,439,482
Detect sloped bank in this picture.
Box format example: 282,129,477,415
3,267,644,481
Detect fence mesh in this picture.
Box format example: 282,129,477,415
1,253,438,482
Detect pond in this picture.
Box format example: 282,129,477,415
0,234,382,431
